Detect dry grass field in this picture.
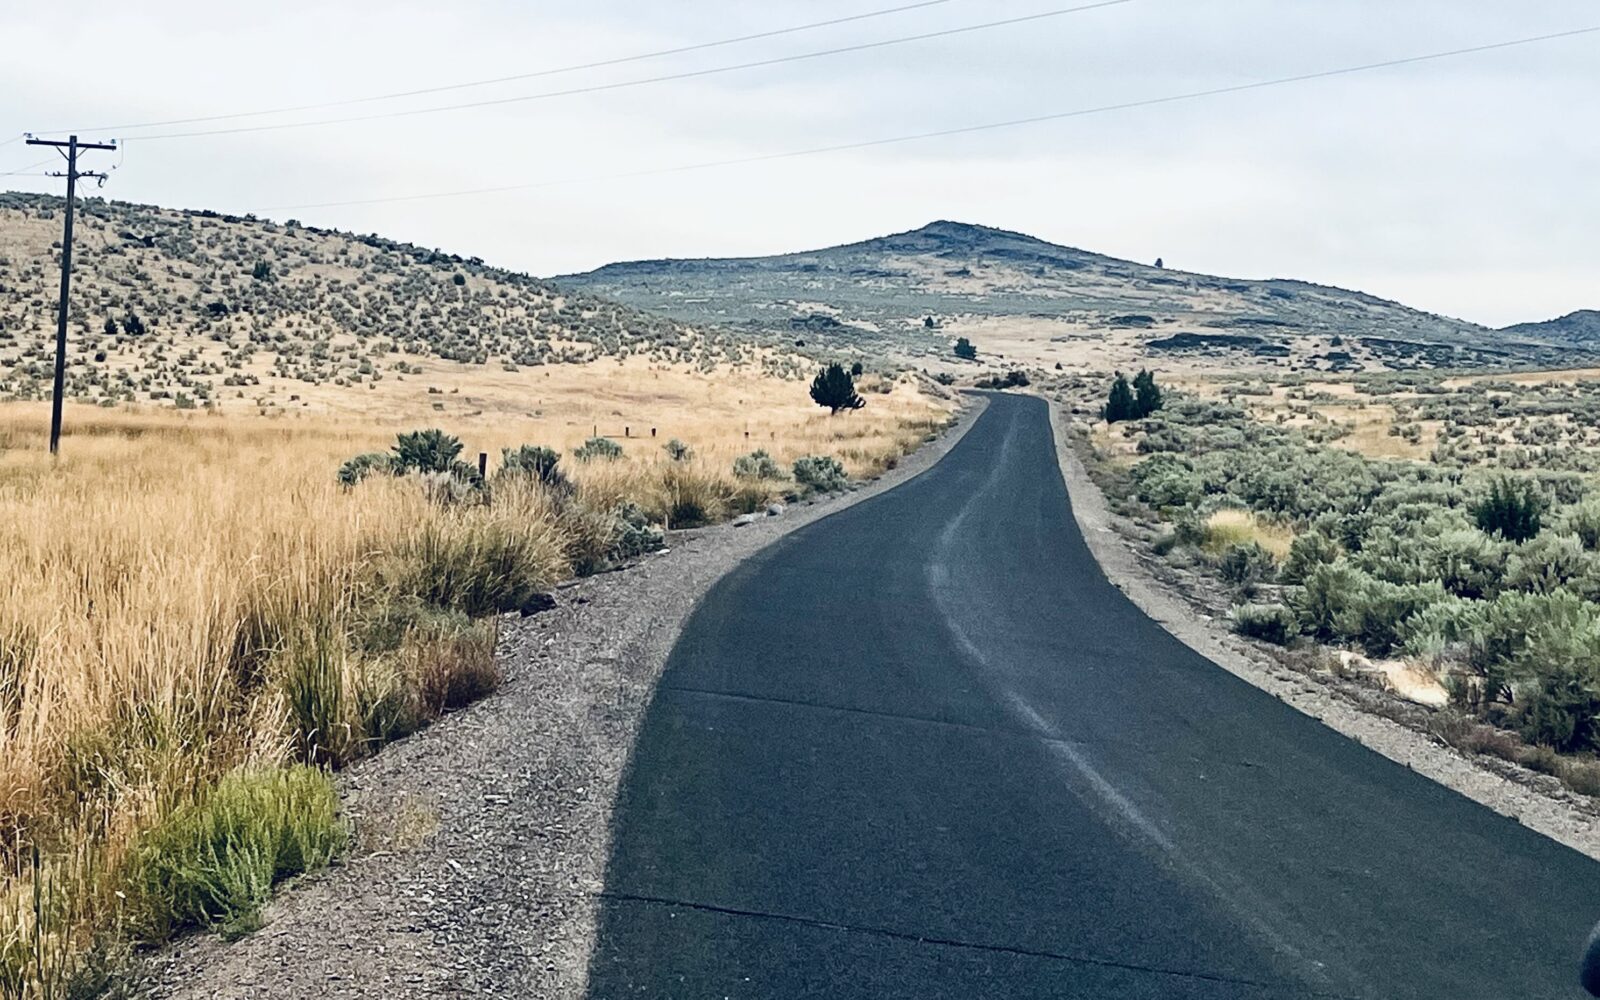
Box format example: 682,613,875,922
0,363,953,995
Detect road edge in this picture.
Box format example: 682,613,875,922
1043,394,1600,864
140,393,991,999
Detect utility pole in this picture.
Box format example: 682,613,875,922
25,134,116,455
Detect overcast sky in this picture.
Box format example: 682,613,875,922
1,1,1595,327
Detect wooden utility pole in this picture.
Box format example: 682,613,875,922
25,134,117,455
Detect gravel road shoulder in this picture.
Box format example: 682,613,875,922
135,396,988,999
1045,395,1600,863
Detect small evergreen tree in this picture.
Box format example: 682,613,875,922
810,363,865,415
952,337,977,360
124,313,145,336
1472,476,1544,542
1103,372,1138,423
1133,369,1164,417
251,261,272,281
850,360,864,377
103,316,118,336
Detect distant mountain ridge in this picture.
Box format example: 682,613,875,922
559,221,1588,371
1502,310,1600,343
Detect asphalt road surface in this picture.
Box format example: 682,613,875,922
585,393,1600,999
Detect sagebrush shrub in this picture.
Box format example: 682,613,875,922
611,500,664,560
733,449,783,480
497,444,564,487
1425,528,1507,600
663,438,694,462
1281,531,1339,585
573,436,624,462
1503,532,1593,595
1218,542,1275,592
793,455,847,493
1560,498,1600,551
337,451,395,487
1231,604,1297,645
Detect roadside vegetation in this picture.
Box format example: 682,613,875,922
0,371,951,996
1072,369,1600,796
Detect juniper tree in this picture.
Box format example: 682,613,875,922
1133,369,1164,417
810,363,865,415
1104,372,1138,423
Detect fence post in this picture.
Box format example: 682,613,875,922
651,427,656,438
625,426,630,438
478,452,487,478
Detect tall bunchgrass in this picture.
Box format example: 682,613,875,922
0,382,953,995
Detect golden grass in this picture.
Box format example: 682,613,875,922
0,365,954,993
1203,509,1295,561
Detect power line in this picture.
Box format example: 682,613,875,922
97,1,1133,141
0,157,56,176
63,0,966,134
266,24,1600,212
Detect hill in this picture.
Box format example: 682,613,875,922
0,192,781,413
557,220,1586,373
1502,309,1600,344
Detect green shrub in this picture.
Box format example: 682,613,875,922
337,452,395,487
391,429,463,474
1503,533,1593,595
497,444,564,487
1471,475,1544,542
793,455,847,493
1231,603,1298,645
1399,596,1485,659
1560,498,1600,551
1513,666,1600,751
1218,541,1275,592
127,766,345,941
611,500,664,559
1281,531,1339,585
1291,561,1367,642
1171,509,1210,548
1347,580,1449,657
1425,528,1507,600
733,449,783,480
1131,455,1202,509
573,436,623,462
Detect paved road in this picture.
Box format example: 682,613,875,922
585,393,1600,999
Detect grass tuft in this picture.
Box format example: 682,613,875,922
126,766,345,942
